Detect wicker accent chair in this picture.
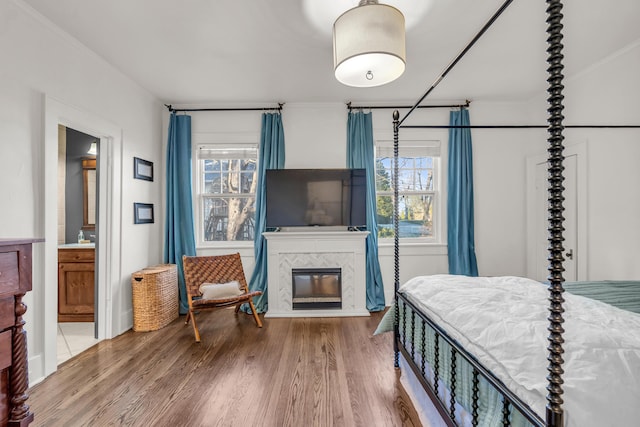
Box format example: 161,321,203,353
182,253,263,342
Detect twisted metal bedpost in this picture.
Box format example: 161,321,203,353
545,1,567,426
393,109,400,368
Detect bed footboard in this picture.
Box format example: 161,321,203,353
395,292,544,427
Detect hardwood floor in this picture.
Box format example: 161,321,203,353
29,309,422,427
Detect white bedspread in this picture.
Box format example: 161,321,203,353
399,275,640,427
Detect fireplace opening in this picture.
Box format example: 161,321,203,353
292,268,342,310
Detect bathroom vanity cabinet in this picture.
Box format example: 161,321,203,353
58,246,95,322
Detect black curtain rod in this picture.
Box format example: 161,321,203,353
348,100,470,111
165,103,284,113
400,124,640,129
398,0,513,126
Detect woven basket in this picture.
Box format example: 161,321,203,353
131,264,179,332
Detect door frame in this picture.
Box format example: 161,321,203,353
526,142,588,281
43,96,122,378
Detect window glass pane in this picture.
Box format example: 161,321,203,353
203,198,228,241
219,170,230,193
203,159,217,172
397,157,412,169
226,196,255,240
202,196,255,241
375,194,434,238
399,194,433,238
397,168,415,191
241,171,254,193
375,159,393,192
376,195,394,238
226,171,241,194
395,157,434,192
414,157,434,170
204,174,220,194
199,145,258,243
375,142,438,240
424,169,434,191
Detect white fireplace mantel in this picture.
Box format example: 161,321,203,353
264,230,369,318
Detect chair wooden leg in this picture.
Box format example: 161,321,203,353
247,298,263,328
185,311,191,325
190,310,201,342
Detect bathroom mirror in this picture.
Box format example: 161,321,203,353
82,158,96,230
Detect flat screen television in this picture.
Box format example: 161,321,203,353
265,168,367,229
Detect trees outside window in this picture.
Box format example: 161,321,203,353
375,142,439,240
198,146,257,243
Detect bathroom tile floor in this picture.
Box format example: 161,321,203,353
57,322,100,365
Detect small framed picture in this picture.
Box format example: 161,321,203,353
134,157,153,181
134,203,154,224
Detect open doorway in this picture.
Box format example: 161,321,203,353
56,126,100,364
40,96,123,380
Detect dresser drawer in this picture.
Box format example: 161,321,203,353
0,298,13,331
0,331,11,370
58,248,95,263
0,252,19,295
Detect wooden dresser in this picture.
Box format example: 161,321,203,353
0,239,38,426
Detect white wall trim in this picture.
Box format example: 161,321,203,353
37,95,123,383
568,39,640,86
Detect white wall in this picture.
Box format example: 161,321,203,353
0,1,163,384
540,42,640,280
185,101,538,304
470,39,640,282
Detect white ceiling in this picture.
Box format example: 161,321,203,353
21,0,640,105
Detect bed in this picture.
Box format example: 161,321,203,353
384,1,639,426
377,277,640,426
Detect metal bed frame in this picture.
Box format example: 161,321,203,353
396,295,545,426
392,1,567,425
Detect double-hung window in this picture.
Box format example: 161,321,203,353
375,141,440,241
196,145,258,243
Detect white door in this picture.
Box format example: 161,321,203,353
533,154,577,282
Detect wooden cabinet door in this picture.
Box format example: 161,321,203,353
58,262,95,322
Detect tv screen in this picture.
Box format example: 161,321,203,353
265,169,367,229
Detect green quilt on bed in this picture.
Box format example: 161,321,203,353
563,280,640,314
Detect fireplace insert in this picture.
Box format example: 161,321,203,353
291,268,342,310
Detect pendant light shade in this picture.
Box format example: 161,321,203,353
333,1,406,87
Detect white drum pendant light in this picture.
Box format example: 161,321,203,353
333,0,406,87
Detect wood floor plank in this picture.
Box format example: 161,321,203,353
29,309,423,427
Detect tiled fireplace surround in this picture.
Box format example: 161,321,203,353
264,230,369,317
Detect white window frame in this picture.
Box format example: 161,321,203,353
195,143,259,248
375,139,441,244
